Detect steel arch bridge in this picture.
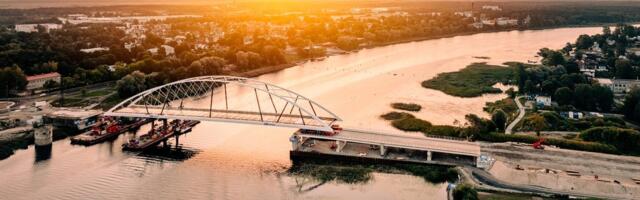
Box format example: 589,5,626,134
105,76,342,132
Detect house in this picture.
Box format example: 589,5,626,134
26,72,61,91
535,96,552,107
597,78,640,94
561,111,584,120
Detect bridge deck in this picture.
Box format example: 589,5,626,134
297,128,480,157
108,106,337,130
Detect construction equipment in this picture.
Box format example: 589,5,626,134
532,137,545,149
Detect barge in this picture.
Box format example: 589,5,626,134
70,117,151,145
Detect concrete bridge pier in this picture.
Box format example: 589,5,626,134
427,151,432,161
335,140,346,152
379,145,386,156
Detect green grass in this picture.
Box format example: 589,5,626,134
83,89,113,97
51,98,84,107
96,95,124,110
421,62,516,97
391,102,422,112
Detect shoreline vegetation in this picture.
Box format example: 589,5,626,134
391,102,422,112
421,62,523,98
289,160,457,185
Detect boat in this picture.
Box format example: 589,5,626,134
70,117,152,145
122,120,179,151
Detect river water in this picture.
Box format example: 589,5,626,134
0,26,603,200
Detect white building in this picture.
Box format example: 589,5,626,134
535,96,552,107
454,11,473,18
147,45,175,56
496,18,518,26
26,72,61,91
15,23,62,33
482,5,502,11
80,47,110,53
597,78,640,94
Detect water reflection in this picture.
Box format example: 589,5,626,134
138,146,201,161
34,144,52,162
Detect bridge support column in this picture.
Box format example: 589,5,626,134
335,140,346,152
379,145,386,156
290,134,301,150
427,151,432,161
175,135,180,148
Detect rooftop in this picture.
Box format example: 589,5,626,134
26,72,61,81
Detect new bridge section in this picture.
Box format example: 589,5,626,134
293,128,482,167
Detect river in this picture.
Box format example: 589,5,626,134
0,26,603,200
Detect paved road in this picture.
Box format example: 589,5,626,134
505,96,524,134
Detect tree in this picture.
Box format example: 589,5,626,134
540,80,557,95
553,87,573,106
452,183,478,200
615,59,634,79
116,71,147,98
623,87,640,121
527,114,547,136
506,88,516,99
575,34,594,50
43,80,59,90
0,66,28,97
538,48,566,66
515,64,527,92
464,114,496,139
523,80,536,94
563,61,580,74
592,85,614,112
573,84,594,110
491,109,508,132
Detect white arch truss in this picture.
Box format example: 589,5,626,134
105,76,342,132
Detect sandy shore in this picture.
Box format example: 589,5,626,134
482,142,640,199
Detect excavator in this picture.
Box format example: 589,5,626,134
532,137,545,150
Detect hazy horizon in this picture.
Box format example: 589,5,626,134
2,0,639,9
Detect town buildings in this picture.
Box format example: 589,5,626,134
26,72,61,91
14,24,62,33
